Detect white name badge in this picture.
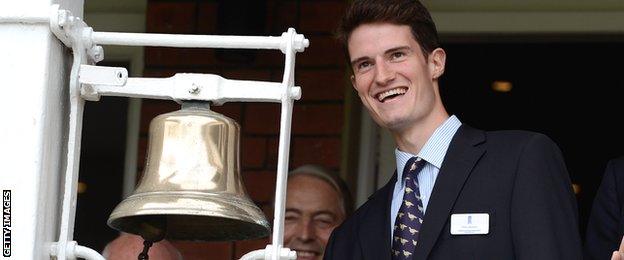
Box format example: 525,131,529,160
450,213,489,235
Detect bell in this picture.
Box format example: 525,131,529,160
108,102,270,242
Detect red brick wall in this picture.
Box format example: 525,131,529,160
141,1,347,259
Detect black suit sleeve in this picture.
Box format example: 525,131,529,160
585,158,624,260
510,134,582,259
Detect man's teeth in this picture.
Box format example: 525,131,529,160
377,88,406,102
296,251,316,257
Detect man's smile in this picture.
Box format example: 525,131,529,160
376,87,408,103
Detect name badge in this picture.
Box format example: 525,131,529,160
450,213,489,235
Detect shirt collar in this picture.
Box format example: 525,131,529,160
395,115,462,182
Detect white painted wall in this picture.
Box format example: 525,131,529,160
0,0,82,259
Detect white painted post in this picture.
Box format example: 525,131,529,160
0,1,83,259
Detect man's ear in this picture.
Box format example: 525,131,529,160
350,74,357,89
429,48,446,80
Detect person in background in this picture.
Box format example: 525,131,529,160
585,156,624,260
283,164,352,260
102,164,351,260
325,0,581,259
102,233,182,260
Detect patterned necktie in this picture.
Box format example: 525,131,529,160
392,157,426,259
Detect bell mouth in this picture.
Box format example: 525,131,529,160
107,191,270,241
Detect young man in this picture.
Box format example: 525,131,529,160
324,0,582,259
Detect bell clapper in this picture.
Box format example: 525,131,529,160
138,240,154,260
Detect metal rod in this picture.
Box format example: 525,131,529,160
74,244,106,260
56,27,88,260
270,28,298,260
92,32,284,50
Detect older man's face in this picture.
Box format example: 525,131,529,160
283,175,345,260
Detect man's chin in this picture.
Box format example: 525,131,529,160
293,250,321,260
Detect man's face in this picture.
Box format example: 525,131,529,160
284,175,345,260
348,23,445,132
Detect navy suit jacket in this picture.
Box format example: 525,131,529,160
324,125,582,260
585,156,624,259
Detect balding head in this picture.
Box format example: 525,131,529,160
102,233,182,260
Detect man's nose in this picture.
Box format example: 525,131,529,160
374,60,395,86
297,221,316,241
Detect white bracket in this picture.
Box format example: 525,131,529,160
240,245,297,260
78,65,302,104
45,3,309,260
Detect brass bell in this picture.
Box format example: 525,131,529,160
108,102,270,242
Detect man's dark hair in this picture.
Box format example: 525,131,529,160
336,0,440,62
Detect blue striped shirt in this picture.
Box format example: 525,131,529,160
390,115,462,239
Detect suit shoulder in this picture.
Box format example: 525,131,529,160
608,156,624,169
486,129,549,141
333,188,386,234
484,130,558,148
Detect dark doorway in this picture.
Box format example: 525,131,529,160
74,62,130,251
440,42,624,236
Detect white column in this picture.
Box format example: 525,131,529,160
0,0,83,259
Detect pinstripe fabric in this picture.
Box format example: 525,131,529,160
389,115,462,240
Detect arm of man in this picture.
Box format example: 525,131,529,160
510,134,582,259
586,158,624,259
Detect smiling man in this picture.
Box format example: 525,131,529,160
324,0,582,259
284,165,352,260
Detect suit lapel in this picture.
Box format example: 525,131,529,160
413,125,486,260
359,172,396,260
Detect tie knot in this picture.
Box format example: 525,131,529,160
403,157,425,180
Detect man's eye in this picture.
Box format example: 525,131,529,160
357,61,371,70
391,52,405,59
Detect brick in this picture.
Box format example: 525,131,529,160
211,103,244,123
243,170,277,204
143,69,179,78
299,36,346,67
292,104,343,135
170,241,232,260
221,69,272,81
143,68,221,77
234,238,271,259
197,2,218,34
261,203,274,220
292,137,342,169
300,1,346,33
272,2,297,32
266,137,280,168
146,2,196,34
241,137,267,169
297,69,347,101
242,104,280,135
145,47,217,67
252,50,287,67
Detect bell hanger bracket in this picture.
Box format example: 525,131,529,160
39,3,308,260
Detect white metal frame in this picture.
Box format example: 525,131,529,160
12,4,308,260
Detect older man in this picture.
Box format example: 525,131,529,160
283,165,352,260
